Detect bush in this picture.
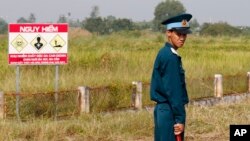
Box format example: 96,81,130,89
0,18,8,34
200,22,242,36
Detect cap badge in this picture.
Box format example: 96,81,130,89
182,20,188,27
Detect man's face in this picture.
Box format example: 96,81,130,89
167,30,187,50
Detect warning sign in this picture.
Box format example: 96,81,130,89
8,23,68,65
50,34,66,52
30,35,47,51
11,34,28,52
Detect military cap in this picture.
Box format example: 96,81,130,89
161,13,192,34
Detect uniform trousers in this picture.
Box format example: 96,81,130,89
154,103,184,141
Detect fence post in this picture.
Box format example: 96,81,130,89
0,91,4,119
214,74,223,98
247,72,250,93
132,81,142,110
78,86,90,113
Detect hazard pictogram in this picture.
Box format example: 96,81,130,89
50,34,66,52
31,35,47,51
11,34,28,52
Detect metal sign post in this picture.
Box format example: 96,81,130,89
54,65,59,120
16,65,20,121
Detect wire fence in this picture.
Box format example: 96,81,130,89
1,73,249,120
223,74,248,94
88,85,133,112
4,90,79,120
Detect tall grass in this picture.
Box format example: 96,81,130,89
1,30,250,140
1,30,250,99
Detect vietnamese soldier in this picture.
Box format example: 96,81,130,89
150,13,192,141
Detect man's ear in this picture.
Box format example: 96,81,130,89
167,30,172,38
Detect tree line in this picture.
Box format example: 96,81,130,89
0,0,250,36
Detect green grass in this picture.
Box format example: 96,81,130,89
1,30,250,106
0,31,250,111
1,31,250,140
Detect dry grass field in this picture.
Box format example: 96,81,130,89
0,30,250,140
0,98,249,140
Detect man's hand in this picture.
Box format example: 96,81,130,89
174,123,184,135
